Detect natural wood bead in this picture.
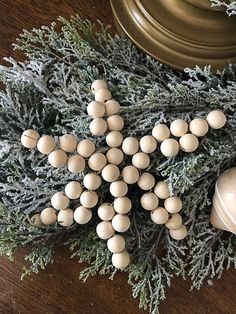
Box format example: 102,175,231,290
68,155,86,173
57,208,74,227
90,118,107,136
40,207,57,225
98,203,115,221
152,124,170,142
80,191,98,208
112,250,130,269
160,138,179,157
37,135,56,155
107,235,126,253
65,181,82,199
154,181,170,199
169,224,187,240
96,221,115,240
91,79,107,94
21,129,40,149
121,165,139,184
105,99,120,116
87,101,105,118
132,152,150,169
101,164,120,182
74,206,92,224
141,192,159,211
83,173,102,190
77,139,95,158
137,172,155,190
189,118,209,137
48,149,67,168
139,135,157,154
106,131,123,148
88,152,107,171
206,110,226,129
122,137,139,155
106,148,124,165
113,197,132,214
164,196,182,214
51,191,70,210
95,88,112,103
106,115,124,131
165,213,182,230
151,207,169,224
110,181,128,198
60,134,77,153
112,214,130,233
30,213,42,226
179,134,199,153
170,119,188,137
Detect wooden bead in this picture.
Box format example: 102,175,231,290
106,131,123,147
68,155,86,173
101,164,120,182
151,207,169,224
113,197,132,214
74,206,92,224
122,137,139,155
179,134,199,153
30,213,42,226
83,173,102,190
137,172,155,190
40,207,57,225
51,191,69,210
80,190,98,208
160,139,179,157
57,208,74,227
132,152,150,169
96,221,115,239
139,135,157,154
37,135,56,155
164,196,182,213
95,88,112,103
21,129,40,149
170,119,188,137
77,139,95,158
91,79,107,94
98,203,115,221
90,118,107,136
88,152,107,171
48,149,67,168
206,110,226,129
106,148,124,165
169,224,187,240
60,134,77,152
105,100,120,116
154,181,170,199
189,118,209,137
107,115,124,131
141,192,159,211
110,181,128,197
112,214,130,232
112,250,130,269
152,124,170,142
165,213,182,230
65,181,82,199
107,235,126,253
87,101,105,118
122,165,139,184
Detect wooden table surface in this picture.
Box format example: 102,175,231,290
0,1,235,313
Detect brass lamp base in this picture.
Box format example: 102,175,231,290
110,0,236,71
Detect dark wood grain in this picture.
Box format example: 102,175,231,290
0,1,235,313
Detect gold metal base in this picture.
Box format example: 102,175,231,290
110,0,236,71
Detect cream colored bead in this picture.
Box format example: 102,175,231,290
151,207,169,224
98,203,115,221
141,192,159,211
51,191,70,210
122,137,139,155
80,190,98,208
132,152,150,169
65,181,82,199
189,118,209,137
179,134,199,153
152,124,170,142
170,119,188,137
139,135,157,154
88,152,107,171
106,131,123,148
164,196,182,214
107,235,126,253
154,181,170,199
96,221,115,239
101,164,120,182
87,101,105,118
110,181,128,198
77,139,95,158
95,88,112,103
68,155,86,173
112,214,130,232
112,250,130,269
169,224,187,240
105,99,120,116
40,207,57,225
107,115,124,131
83,173,102,190
206,110,226,129
21,129,40,149
122,165,139,184
74,206,92,224
30,213,42,226
106,148,124,165
165,213,182,230
113,196,132,214
48,149,67,168
37,135,56,155
160,139,179,157
89,118,107,136
91,79,107,94
57,208,74,227
137,172,155,190
60,134,77,153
